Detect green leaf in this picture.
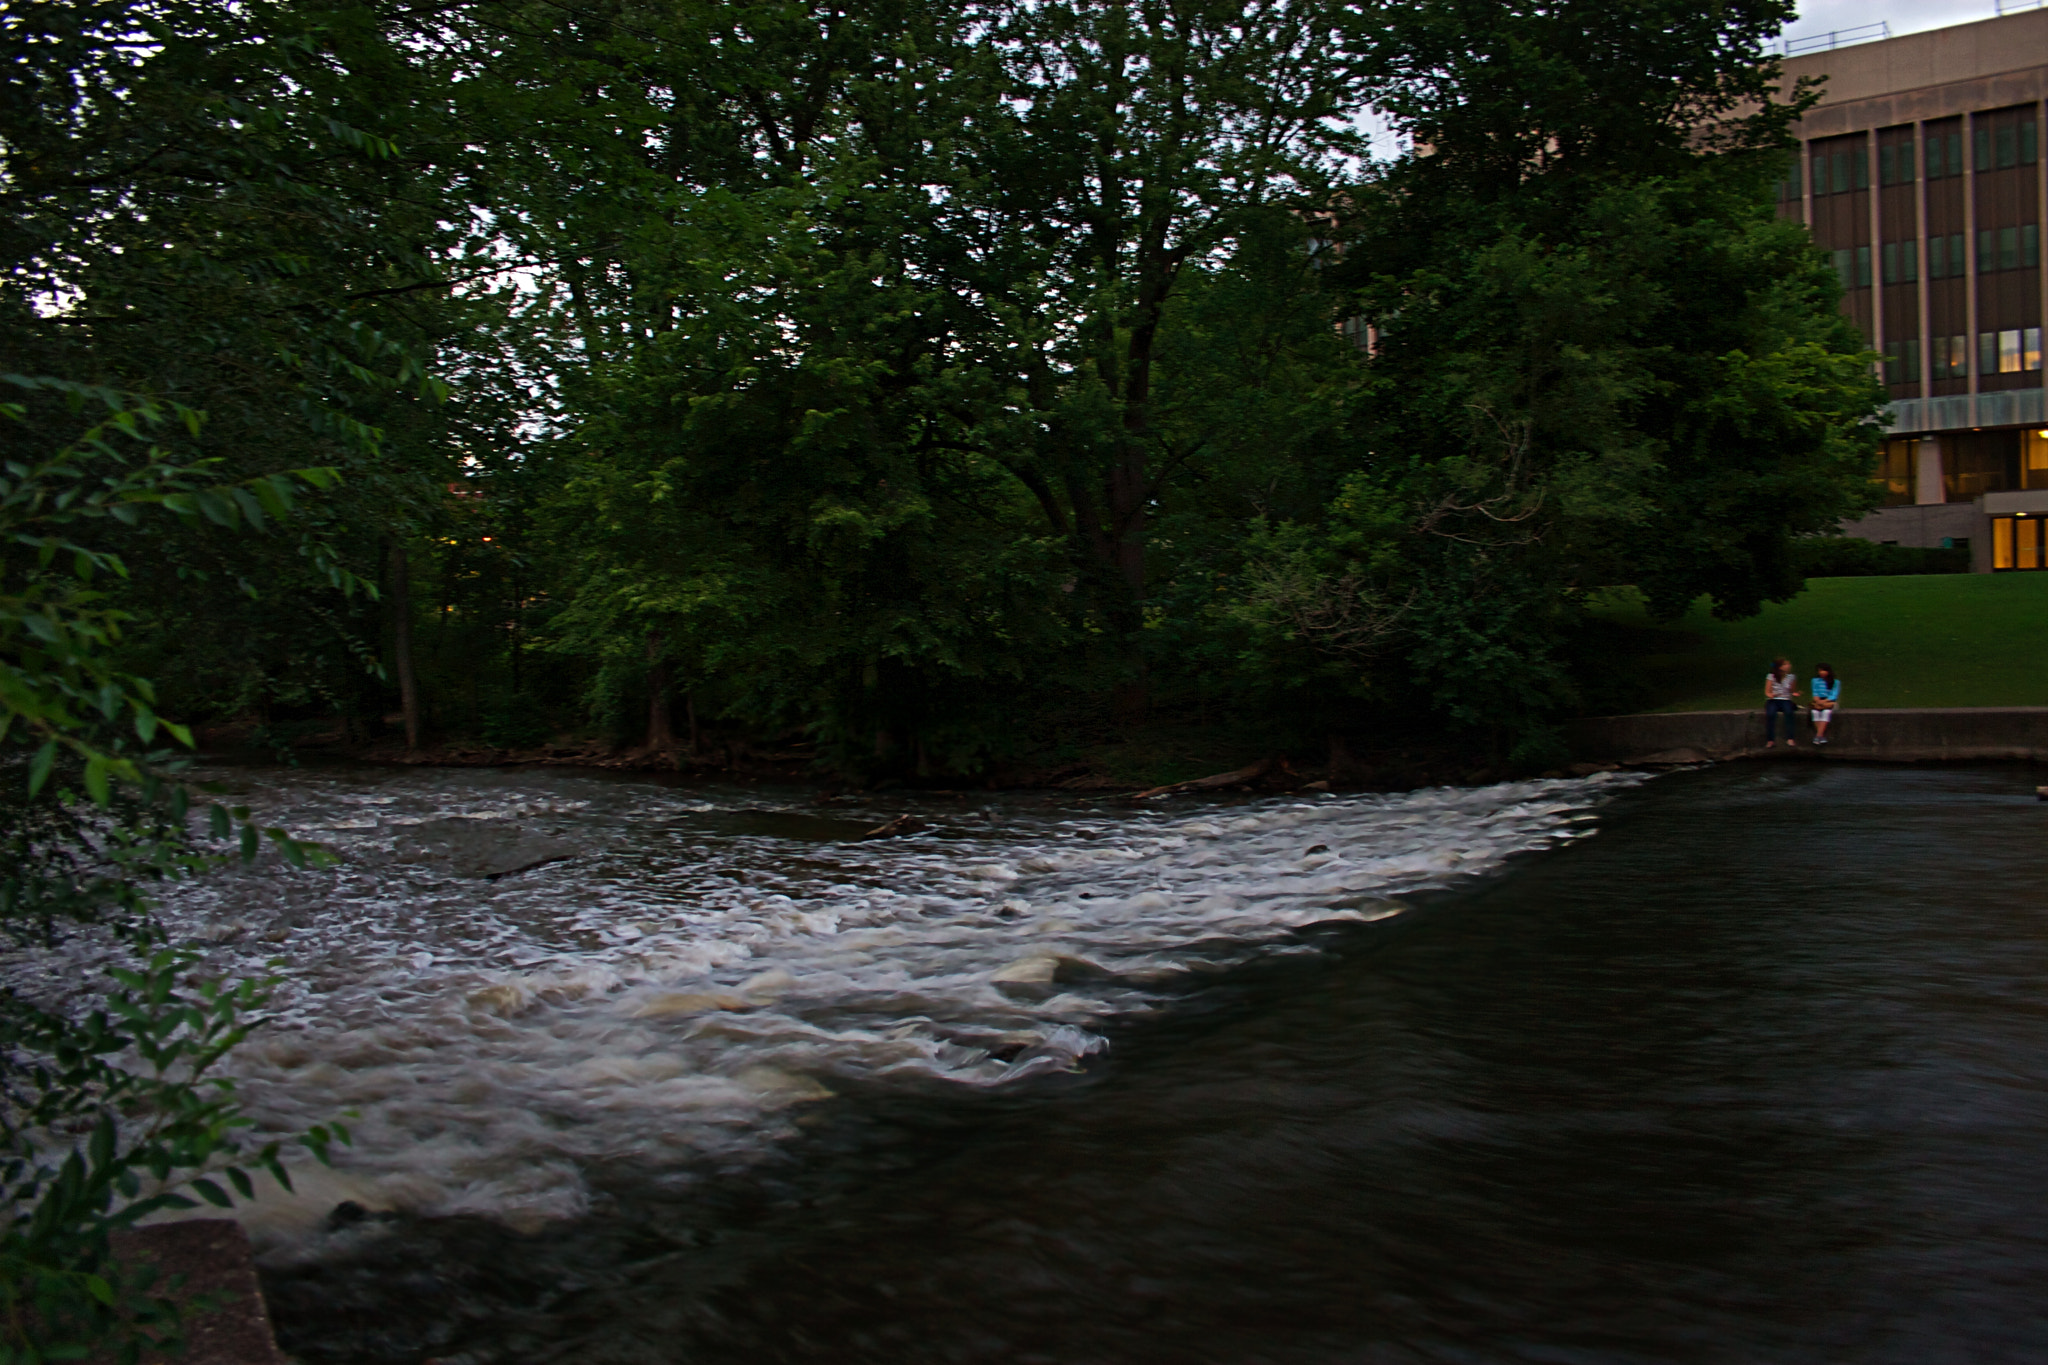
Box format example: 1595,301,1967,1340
28,741,56,796
228,485,267,530
84,756,111,806
239,824,258,861
191,1178,232,1208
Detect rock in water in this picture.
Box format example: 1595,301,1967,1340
391,817,579,879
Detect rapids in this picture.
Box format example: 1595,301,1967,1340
3,763,1636,1245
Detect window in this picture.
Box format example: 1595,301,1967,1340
1928,233,1968,279
1934,334,1969,378
1993,516,2045,570
1775,159,1802,202
1974,224,2039,272
1974,115,2039,173
1925,129,1964,179
1883,338,1921,385
2024,430,2048,490
1881,240,1920,284
1879,141,1916,185
1873,438,1915,505
1830,246,1871,287
1811,142,1869,195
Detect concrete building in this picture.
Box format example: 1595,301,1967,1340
1778,10,2048,570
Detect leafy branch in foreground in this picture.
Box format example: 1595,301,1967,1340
1,373,361,796
0,953,351,1365
0,378,350,1363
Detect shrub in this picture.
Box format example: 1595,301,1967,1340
1793,536,1970,578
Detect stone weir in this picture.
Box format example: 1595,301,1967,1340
1565,707,2048,767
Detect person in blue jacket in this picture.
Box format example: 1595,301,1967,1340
1809,664,1840,745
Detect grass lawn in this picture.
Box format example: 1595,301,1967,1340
1589,573,2048,712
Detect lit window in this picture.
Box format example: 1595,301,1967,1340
2027,327,2043,372
2025,430,2048,489
1934,335,1969,379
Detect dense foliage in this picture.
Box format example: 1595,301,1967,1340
4,0,1885,782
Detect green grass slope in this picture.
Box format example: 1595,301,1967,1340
1589,573,2048,713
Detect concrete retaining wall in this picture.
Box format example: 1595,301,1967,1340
1565,707,2048,765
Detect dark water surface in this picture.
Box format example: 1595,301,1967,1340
270,763,2048,1364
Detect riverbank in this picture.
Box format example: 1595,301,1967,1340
1566,705,2048,766
196,721,1544,797
201,704,2048,804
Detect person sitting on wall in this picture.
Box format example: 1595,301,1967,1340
1764,658,1800,749
1810,665,1840,746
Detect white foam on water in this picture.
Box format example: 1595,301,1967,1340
1,766,1639,1246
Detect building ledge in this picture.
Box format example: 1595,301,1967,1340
1983,489,2048,513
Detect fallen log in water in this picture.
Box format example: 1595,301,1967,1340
861,813,931,839
1128,759,1277,801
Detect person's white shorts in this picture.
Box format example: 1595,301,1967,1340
1811,707,1836,725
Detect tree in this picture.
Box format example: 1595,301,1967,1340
1237,0,1886,747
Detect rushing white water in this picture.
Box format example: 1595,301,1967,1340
5,765,1639,1247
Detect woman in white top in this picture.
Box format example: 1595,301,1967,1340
1763,657,1799,748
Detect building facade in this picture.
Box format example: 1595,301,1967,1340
1778,10,2048,570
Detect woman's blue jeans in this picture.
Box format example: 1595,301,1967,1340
1765,698,1796,740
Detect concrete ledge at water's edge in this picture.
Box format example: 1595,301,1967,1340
1565,707,2048,766
93,1220,285,1365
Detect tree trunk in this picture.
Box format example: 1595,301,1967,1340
644,632,677,756
387,541,422,753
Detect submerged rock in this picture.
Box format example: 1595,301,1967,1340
391,817,579,879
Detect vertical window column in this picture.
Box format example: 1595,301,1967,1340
1919,121,1934,392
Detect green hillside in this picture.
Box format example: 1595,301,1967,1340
1589,573,2048,713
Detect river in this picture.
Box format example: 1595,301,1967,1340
23,761,2048,1362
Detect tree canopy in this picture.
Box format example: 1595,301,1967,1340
0,0,1881,784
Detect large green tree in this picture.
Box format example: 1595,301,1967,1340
1222,0,1885,748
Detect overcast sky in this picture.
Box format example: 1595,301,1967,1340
1780,0,2028,45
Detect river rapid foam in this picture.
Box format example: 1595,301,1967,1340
6,766,1638,1248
